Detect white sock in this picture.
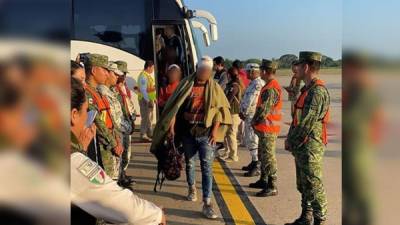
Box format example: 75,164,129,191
250,149,258,161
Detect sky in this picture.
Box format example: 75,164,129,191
185,0,342,60
343,0,400,58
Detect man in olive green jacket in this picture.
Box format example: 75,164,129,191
150,56,232,219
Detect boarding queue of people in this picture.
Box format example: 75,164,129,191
70,50,330,225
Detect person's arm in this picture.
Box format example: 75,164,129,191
287,87,325,148
71,153,164,225
240,84,256,116
167,116,176,139
139,76,150,102
251,88,277,125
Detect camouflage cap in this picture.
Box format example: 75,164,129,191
88,53,109,69
108,62,124,76
260,59,278,70
298,51,323,63
245,63,260,71
114,60,129,74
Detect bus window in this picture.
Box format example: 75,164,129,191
73,0,153,59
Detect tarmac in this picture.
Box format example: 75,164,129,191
127,73,342,225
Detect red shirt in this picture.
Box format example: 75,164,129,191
158,81,179,107
239,69,250,88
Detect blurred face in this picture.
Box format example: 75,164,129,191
92,66,108,85
196,66,212,81
71,100,88,138
165,27,174,37
167,68,181,83
72,67,86,84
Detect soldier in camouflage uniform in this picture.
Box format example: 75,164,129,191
285,52,330,225
239,63,266,177
84,54,123,178
114,60,137,186
249,60,282,197
97,61,132,180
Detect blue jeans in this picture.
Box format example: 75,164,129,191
182,135,216,200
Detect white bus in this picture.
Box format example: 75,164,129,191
71,0,218,122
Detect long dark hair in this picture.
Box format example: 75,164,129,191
71,77,86,111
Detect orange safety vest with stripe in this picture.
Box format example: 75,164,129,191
253,79,282,134
293,79,330,145
85,86,114,129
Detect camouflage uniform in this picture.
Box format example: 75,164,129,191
86,84,118,178
84,54,119,178
97,83,132,180
114,61,136,173
252,80,279,184
240,76,265,153
287,77,330,221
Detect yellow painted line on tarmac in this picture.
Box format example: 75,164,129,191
213,160,256,225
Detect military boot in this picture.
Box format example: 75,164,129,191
122,171,136,185
284,210,313,225
313,218,326,225
242,160,256,171
249,179,267,189
244,161,260,177
255,178,278,197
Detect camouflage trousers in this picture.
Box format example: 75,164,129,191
99,145,120,180
244,118,259,151
293,139,328,220
120,134,132,172
256,133,278,183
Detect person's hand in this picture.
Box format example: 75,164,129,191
208,131,217,147
284,139,291,151
79,124,96,151
167,127,175,140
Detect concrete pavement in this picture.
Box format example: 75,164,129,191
127,74,342,225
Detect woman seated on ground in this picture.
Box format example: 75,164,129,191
70,78,166,225
158,64,182,114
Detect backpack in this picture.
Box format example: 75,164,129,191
153,139,184,192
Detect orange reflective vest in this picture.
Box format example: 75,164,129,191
85,86,114,129
254,79,282,134
293,79,330,145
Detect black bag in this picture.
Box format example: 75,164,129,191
153,139,184,192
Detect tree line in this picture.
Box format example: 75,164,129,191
224,54,341,69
